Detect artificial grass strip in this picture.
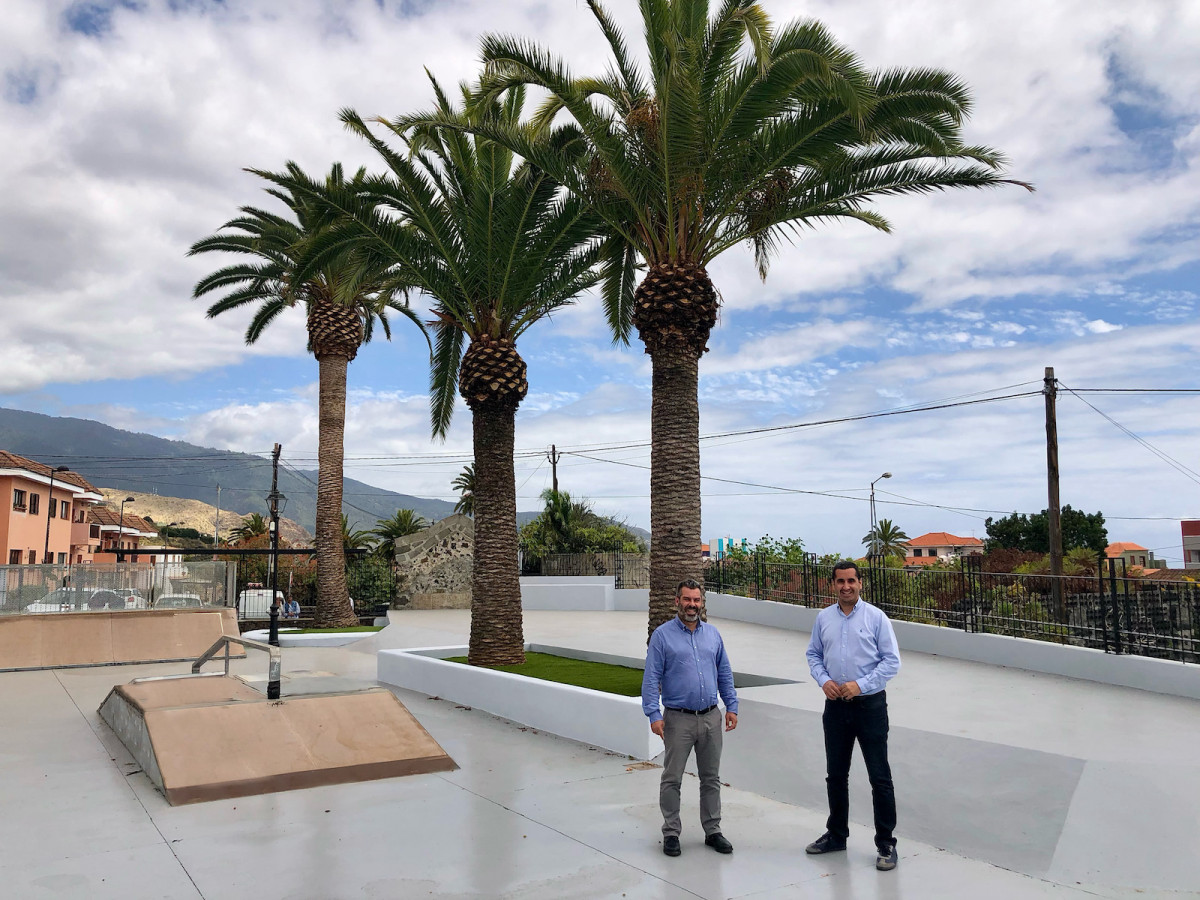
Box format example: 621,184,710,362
444,652,644,696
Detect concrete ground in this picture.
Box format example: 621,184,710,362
2,609,1197,899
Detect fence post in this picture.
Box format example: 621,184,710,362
754,552,761,601
1107,557,1122,655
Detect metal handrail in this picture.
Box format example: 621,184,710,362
192,635,282,699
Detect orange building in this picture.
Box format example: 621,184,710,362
0,451,105,565
85,506,159,564
901,532,984,566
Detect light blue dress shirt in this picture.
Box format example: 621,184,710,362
642,616,738,723
806,598,900,695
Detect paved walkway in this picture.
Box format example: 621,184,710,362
1,609,1197,899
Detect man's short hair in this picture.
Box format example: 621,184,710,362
676,578,703,598
832,560,861,579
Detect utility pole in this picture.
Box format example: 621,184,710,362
547,444,561,493
213,484,221,549
266,443,282,699
1045,366,1064,621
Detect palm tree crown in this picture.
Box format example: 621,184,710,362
862,518,909,558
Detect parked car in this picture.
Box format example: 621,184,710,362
155,594,203,609
25,588,144,612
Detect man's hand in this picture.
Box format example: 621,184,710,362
822,680,843,700
725,711,738,732
842,681,862,699
650,719,664,738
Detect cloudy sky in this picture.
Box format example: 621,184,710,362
2,0,1199,562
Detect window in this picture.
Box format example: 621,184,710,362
61,500,69,519
49,498,57,518
27,550,35,564
8,550,19,565
89,525,100,539
29,493,39,515
12,489,26,511
56,553,66,565
913,549,922,557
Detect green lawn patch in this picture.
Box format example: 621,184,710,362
285,625,385,634
444,652,644,697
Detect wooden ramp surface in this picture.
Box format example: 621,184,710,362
0,608,242,670
100,676,456,805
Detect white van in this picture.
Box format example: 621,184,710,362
237,589,286,617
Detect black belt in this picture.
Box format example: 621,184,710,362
665,705,718,715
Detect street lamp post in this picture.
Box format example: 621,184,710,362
43,466,70,565
117,496,135,558
265,488,288,656
869,472,892,560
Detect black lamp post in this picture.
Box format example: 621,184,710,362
266,487,287,657
43,466,69,565
117,496,135,558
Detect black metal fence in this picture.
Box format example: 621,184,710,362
707,555,1200,664
178,550,396,620
521,552,649,589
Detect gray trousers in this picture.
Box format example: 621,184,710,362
659,707,723,837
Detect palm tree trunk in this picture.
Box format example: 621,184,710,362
313,353,356,628
646,351,702,640
467,400,525,665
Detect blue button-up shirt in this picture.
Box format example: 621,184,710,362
806,599,900,696
642,616,738,723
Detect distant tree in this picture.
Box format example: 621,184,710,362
451,464,475,517
862,519,910,558
984,506,1107,553
230,513,269,543
372,509,428,562
341,515,375,552
720,535,807,565
520,489,646,559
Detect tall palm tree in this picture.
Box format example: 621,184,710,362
372,508,428,562
862,518,909,558
451,464,476,517
230,512,269,543
477,0,1032,639
272,80,607,664
190,164,424,628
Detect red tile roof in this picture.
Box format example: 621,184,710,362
87,507,156,533
1105,542,1148,555
0,450,100,493
903,532,984,548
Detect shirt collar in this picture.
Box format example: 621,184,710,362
836,598,862,618
673,614,704,633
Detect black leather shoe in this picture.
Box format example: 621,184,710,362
805,832,847,854
705,833,733,854
662,835,681,857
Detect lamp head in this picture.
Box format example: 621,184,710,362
124,496,135,503
882,472,892,479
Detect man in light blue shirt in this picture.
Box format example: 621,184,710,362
642,579,738,858
804,560,901,871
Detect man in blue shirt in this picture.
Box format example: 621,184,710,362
642,579,738,857
804,560,901,871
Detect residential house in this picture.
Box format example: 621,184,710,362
710,537,748,561
1182,521,1200,571
1105,542,1152,572
0,451,104,565
901,532,984,566
85,507,160,564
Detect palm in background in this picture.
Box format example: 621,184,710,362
451,464,476,517
190,163,424,628
372,508,429,562
275,80,607,664
862,519,910,558
478,0,1031,638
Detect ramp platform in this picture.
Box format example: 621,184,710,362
99,675,456,805
0,607,243,671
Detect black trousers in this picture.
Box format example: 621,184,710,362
822,690,896,850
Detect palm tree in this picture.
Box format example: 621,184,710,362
230,513,269,543
451,464,476,517
372,508,428,561
273,81,606,664
341,514,376,552
190,164,424,628
862,519,909,558
477,0,1032,639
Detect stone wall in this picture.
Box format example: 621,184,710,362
393,514,473,609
